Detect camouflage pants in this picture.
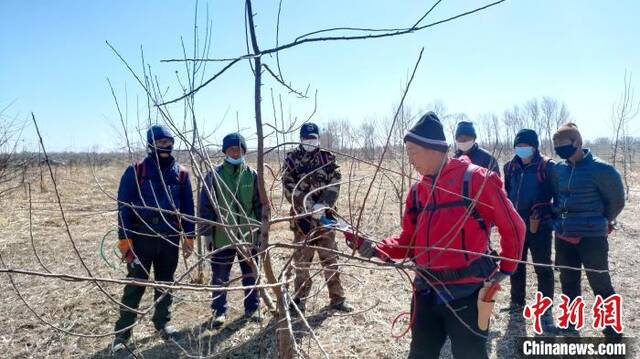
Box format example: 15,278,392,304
292,229,345,304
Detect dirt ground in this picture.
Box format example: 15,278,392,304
0,160,638,358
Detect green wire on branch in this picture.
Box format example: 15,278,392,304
99,229,118,271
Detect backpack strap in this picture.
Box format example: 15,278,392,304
462,166,488,232
318,150,330,166
409,183,421,214
536,156,549,183
504,160,516,184
407,168,487,232
134,160,147,187
177,165,188,185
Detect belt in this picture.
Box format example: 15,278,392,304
417,251,497,283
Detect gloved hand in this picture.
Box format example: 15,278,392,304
344,231,375,257
344,231,365,250
183,237,194,258
311,203,325,220
357,239,377,258
118,239,134,263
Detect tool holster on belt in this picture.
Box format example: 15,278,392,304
477,283,500,331
477,271,507,331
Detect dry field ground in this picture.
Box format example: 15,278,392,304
0,158,638,358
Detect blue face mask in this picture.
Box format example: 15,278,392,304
515,146,534,159
225,156,245,166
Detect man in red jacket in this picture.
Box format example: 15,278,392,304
351,112,525,359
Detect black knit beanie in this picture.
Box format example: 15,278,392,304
404,112,449,152
514,129,539,148
222,132,247,153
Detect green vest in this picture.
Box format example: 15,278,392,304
212,162,258,248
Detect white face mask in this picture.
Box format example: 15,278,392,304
301,138,320,152
456,140,475,152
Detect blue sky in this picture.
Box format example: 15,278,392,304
1,0,638,152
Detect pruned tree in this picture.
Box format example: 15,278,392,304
8,2,602,359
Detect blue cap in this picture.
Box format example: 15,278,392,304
146,125,173,145
300,123,320,139
455,121,476,139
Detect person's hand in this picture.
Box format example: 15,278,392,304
344,231,365,250
183,237,194,258
608,221,616,234
344,231,375,258
311,203,325,220
118,239,134,263
357,239,376,258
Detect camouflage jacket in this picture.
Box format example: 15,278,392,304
282,146,341,214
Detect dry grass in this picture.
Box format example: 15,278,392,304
0,160,638,358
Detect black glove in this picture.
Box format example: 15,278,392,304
357,238,377,258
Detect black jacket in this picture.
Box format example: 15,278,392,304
550,149,625,237
504,152,555,226
454,143,501,177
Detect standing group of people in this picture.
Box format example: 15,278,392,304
352,114,625,358
111,123,353,353
112,112,625,358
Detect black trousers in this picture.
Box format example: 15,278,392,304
210,247,260,315
114,237,179,339
555,236,615,301
409,289,488,359
510,227,555,305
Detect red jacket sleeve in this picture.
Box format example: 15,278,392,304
376,186,418,260
473,170,525,274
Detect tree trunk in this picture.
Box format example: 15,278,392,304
246,1,296,357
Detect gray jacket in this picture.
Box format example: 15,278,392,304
551,149,625,237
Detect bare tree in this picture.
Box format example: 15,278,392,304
524,98,542,135
0,108,29,196
322,120,340,151
477,112,501,153
358,120,378,161
381,101,416,221
610,71,639,198
541,96,570,155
